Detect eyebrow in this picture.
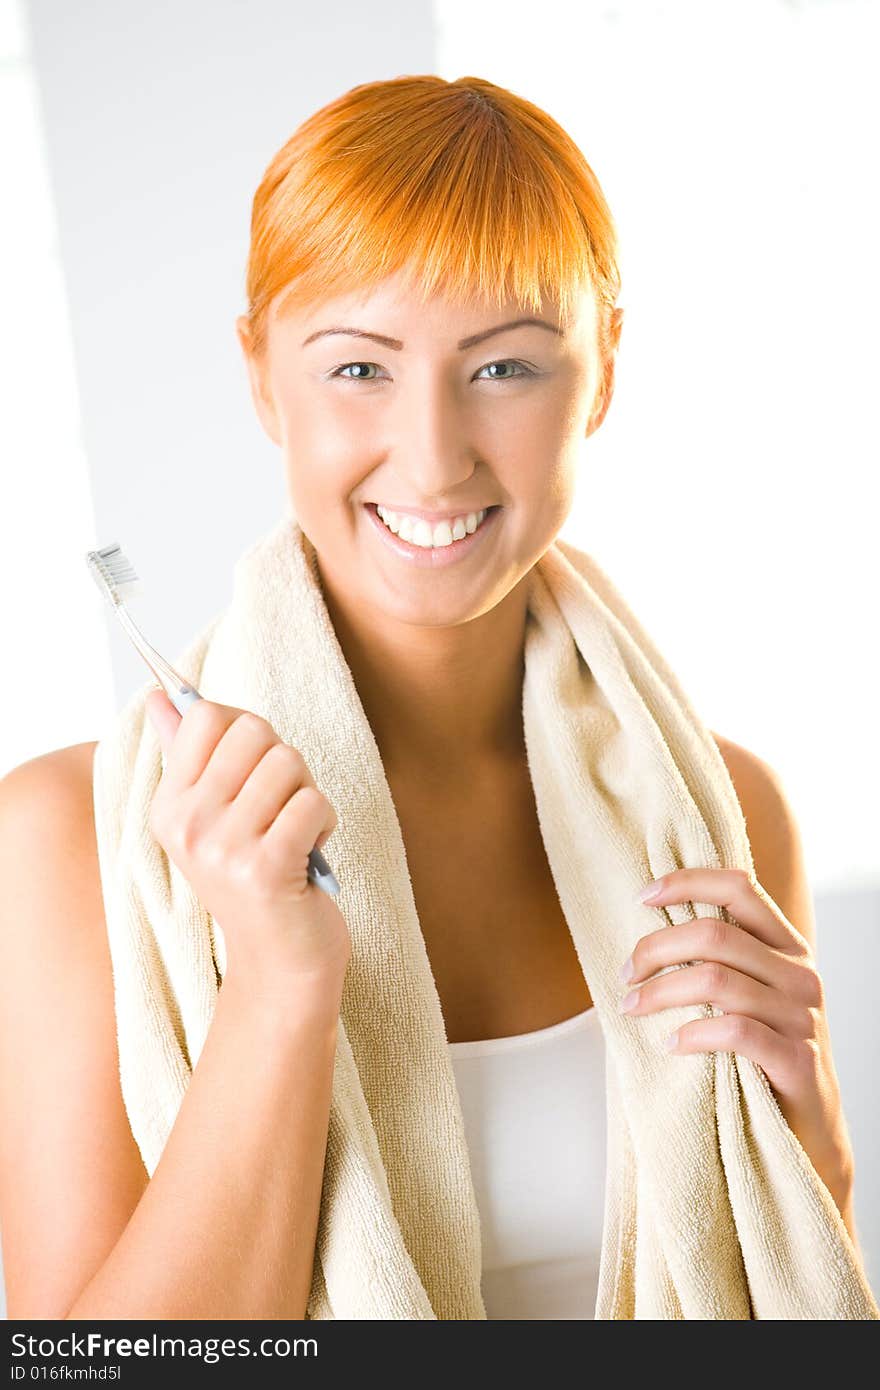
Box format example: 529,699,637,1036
300,317,563,351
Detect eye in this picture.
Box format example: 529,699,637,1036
331,362,383,382
328,359,536,384
477,360,534,381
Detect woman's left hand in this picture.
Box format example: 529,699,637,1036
620,867,854,1211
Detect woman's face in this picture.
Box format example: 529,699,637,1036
237,271,619,629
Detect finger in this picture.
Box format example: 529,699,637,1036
196,711,284,805
225,741,317,836
640,867,803,953
158,699,240,793
669,1012,811,1100
259,785,336,886
626,917,808,996
144,687,181,756
622,960,812,1040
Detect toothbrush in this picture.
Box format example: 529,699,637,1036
85,541,341,899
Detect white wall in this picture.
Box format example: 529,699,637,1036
436,0,880,897
2,0,876,1317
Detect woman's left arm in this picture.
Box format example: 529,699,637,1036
619,733,859,1251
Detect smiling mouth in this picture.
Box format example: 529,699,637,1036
370,503,496,547
362,501,503,565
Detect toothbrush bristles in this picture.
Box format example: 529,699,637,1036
86,542,144,605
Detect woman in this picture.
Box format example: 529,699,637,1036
0,74,869,1321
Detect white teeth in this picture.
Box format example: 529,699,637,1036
375,505,489,548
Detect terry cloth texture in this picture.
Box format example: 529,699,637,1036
92,510,879,1319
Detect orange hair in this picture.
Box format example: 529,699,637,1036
243,75,621,363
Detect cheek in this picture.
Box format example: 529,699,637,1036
284,455,362,518
507,443,579,516
281,450,370,549
277,382,353,450
274,394,361,501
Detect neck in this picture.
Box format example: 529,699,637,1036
314,558,531,780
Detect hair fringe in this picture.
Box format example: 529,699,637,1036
244,75,621,361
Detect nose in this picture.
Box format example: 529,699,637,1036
386,368,480,500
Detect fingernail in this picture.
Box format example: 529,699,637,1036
638,878,665,904
619,954,634,985
664,1030,679,1051
619,989,640,1014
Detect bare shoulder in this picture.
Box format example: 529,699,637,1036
710,731,816,951
0,741,102,848
0,741,149,1319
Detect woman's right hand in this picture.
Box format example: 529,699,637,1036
144,688,351,990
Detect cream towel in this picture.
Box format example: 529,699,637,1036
92,510,878,1320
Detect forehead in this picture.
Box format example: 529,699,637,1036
272,270,597,347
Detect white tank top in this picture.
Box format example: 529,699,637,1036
448,1005,605,1319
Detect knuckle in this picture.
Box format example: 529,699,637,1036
226,849,263,891
236,710,272,739
265,741,305,772
297,784,325,813
262,743,312,791
802,965,825,1009
723,1013,751,1047
177,814,202,858
703,917,729,953
197,834,227,872
175,798,206,857
796,1005,818,1041
794,1036,820,1078
702,961,728,994
293,785,329,822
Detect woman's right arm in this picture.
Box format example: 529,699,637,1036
0,700,351,1321
67,954,345,1321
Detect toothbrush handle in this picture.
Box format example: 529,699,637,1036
167,682,341,900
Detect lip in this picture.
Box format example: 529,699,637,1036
362,502,502,568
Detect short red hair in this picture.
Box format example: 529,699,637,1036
244,74,621,362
